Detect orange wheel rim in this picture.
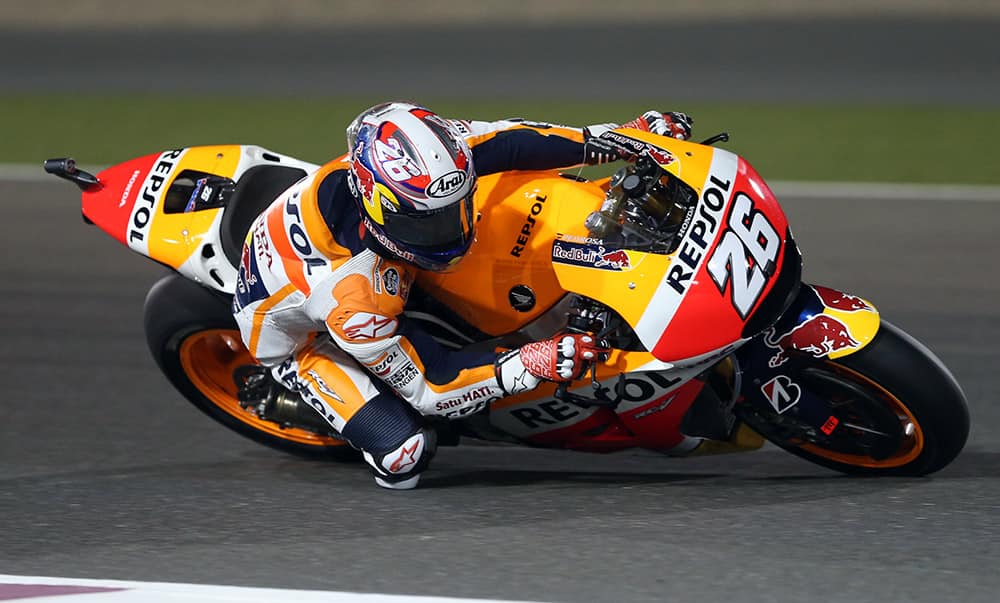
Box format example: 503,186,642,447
179,329,344,447
797,362,924,469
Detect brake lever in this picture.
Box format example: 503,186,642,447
700,132,730,146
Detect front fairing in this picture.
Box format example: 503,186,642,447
551,129,800,364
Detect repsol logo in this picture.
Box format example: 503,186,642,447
285,193,327,275
510,194,547,257
510,372,682,429
426,170,467,198
128,150,182,245
665,174,731,295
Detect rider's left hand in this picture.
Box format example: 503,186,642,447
621,110,694,140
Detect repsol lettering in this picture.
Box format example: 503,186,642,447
306,396,340,427
509,400,580,428
592,371,682,403
285,197,312,254
665,174,731,295
285,195,327,275
510,194,547,257
128,149,182,244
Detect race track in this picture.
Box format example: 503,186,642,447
1,178,998,603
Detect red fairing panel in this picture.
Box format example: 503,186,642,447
80,153,161,245
649,153,791,363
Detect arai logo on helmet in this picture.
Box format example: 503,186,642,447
426,170,468,198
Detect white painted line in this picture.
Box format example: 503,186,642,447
0,575,547,603
4,163,1000,202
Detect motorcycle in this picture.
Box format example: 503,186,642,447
44,126,969,476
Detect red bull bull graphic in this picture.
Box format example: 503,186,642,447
812,285,875,313
552,241,633,271
644,147,675,167
595,249,631,270
764,314,861,368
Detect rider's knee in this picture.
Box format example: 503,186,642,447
342,393,437,489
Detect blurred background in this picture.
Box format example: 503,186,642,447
2,0,999,182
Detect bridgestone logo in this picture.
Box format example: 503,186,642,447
427,170,467,198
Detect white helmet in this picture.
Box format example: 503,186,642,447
347,102,476,272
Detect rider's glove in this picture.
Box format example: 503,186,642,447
621,110,694,141
495,333,610,395
583,110,694,164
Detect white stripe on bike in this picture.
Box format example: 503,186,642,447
0,575,549,603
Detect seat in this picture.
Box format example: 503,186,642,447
220,165,307,266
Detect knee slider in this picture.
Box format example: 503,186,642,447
342,393,437,479
364,427,437,481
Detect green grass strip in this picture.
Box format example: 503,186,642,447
2,95,997,184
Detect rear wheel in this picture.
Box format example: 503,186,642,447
144,273,356,460
739,320,969,476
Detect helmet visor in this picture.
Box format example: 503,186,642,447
382,195,475,251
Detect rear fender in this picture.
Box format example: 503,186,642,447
735,284,880,427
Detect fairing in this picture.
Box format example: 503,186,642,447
80,145,318,292
550,130,796,365
736,284,881,430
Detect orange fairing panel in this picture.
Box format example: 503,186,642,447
418,172,606,336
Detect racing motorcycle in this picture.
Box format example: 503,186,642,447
44,126,969,476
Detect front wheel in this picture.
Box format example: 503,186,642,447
738,320,969,476
144,273,356,460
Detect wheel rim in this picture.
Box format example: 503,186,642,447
795,362,925,468
178,329,344,447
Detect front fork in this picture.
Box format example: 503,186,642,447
735,284,881,435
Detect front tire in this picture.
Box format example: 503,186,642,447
741,320,969,476
143,273,356,460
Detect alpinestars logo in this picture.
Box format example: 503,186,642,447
342,312,398,340
387,435,423,473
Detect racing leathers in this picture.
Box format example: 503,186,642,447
232,113,688,488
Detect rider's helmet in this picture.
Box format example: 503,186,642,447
347,102,476,272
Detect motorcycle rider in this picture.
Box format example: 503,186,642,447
232,102,693,489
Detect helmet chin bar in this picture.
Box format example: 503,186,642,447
361,217,472,273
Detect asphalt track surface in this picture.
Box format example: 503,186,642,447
1,18,999,104
1,177,998,602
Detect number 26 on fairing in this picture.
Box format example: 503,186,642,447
707,192,781,318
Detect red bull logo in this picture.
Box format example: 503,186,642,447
764,314,861,368
645,147,675,166
594,249,631,270
352,148,377,203
552,242,633,271
812,286,875,313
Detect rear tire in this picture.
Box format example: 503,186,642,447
743,320,969,476
144,273,357,460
